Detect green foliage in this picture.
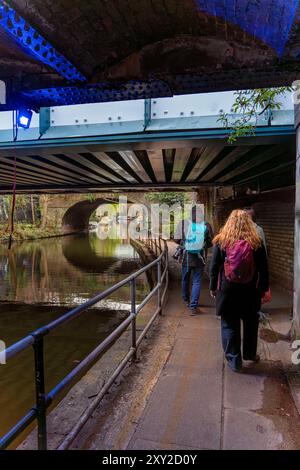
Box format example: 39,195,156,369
0,223,61,241
87,193,96,202
218,87,292,143
145,192,190,206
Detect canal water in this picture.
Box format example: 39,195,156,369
0,232,150,446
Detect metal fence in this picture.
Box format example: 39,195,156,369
0,237,168,450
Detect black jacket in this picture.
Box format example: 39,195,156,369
209,244,269,317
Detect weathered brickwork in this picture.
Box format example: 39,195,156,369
45,192,148,233
5,0,300,95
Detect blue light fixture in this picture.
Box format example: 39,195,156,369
17,109,33,129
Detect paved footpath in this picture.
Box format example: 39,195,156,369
125,255,300,450
69,246,300,451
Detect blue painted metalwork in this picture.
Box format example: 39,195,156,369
194,0,298,55
0,124,294,153
19,80,172,108
0,0,86,82
0,90,294,144
144,99,152,129
39,107,50,136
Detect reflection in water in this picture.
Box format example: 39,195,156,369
0,232,150,445
0,232,148,306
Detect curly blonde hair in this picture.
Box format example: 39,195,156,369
213,209,261,250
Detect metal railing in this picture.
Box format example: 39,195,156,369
0,237,168,450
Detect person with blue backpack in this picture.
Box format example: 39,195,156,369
174,206,213,316
209,210,269,373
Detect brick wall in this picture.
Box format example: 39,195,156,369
213,187,295,291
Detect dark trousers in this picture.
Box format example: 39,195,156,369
181,264,204,309
221,310,259,370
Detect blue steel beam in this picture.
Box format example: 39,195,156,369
18,80,172,108
0,125,294,152
0,0,86,82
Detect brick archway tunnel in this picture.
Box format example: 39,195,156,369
43,193,149,234
62,198,114,234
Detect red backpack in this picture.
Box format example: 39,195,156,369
224,240,255,284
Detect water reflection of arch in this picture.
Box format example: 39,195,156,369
62,234,141,274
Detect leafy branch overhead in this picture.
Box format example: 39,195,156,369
218,87,292,143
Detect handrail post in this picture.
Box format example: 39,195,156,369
164,241,169,295
157,258,162,315
33,334,47,450
130,279,137,361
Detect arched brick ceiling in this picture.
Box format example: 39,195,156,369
9,0,268,77
1,0,300,108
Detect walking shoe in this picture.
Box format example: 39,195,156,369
228,363,243,373
230,366,243,373
258,311,269,323
189,308,198,316
244,354,260,363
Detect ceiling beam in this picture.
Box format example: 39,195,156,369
147,150,166,183
91,152,138,183
0,181,223,194
219,145,290,183
171,148,191,183
58,152,122,184
0,164,69,185
186,144,224,181
134,150,157,183
105,151,144,183
196,146,238,181
17,154,104,184
180,147,205,182
163,149,175,183
0,155,86,185
0,128,294,154
202,146,252,182
228,151,294,185
47,153,112,184
206,145,266,182
78,152,132,184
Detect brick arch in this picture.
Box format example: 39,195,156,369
96,34,275,83
60,194,149,234
62,198,113,234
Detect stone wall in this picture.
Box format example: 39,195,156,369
294,107,300,335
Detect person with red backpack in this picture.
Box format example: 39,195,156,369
209,210,269,373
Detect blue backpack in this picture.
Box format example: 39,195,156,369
185,222,206,253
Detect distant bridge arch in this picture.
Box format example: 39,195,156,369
62,197,114,234
44,193,149,234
